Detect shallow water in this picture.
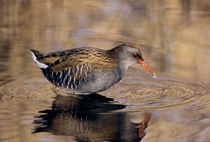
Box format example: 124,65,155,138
0,0,210,142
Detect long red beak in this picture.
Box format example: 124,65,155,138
138,60,156,78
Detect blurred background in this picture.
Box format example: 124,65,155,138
0,0,210,83
0,0,210,142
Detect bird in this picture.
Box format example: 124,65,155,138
30,44,156,94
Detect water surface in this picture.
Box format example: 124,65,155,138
0,0,210,142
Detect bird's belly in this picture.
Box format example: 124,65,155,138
76,68,123,94
41,67,125,95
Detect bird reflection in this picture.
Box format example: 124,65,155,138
33,93,147,142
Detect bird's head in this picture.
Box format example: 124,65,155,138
115,44,156,78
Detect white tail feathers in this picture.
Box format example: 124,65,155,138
30,51,48,69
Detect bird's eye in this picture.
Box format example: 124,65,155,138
133,53,138,57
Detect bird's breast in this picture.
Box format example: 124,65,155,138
76,67,124,94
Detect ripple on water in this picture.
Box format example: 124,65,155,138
103,76,209,110
0,77,55,142
0,76,209,110
0,75,209,141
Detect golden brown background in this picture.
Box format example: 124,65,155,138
0,0,209,142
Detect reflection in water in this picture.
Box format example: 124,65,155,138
33,94,149,142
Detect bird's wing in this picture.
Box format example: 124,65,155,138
37,48,119,83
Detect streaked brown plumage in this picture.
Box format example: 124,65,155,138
30,44,155,94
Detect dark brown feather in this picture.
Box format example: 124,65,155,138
37,47,120,73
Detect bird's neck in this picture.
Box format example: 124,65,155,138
107,46,122,58
107,46,133,75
